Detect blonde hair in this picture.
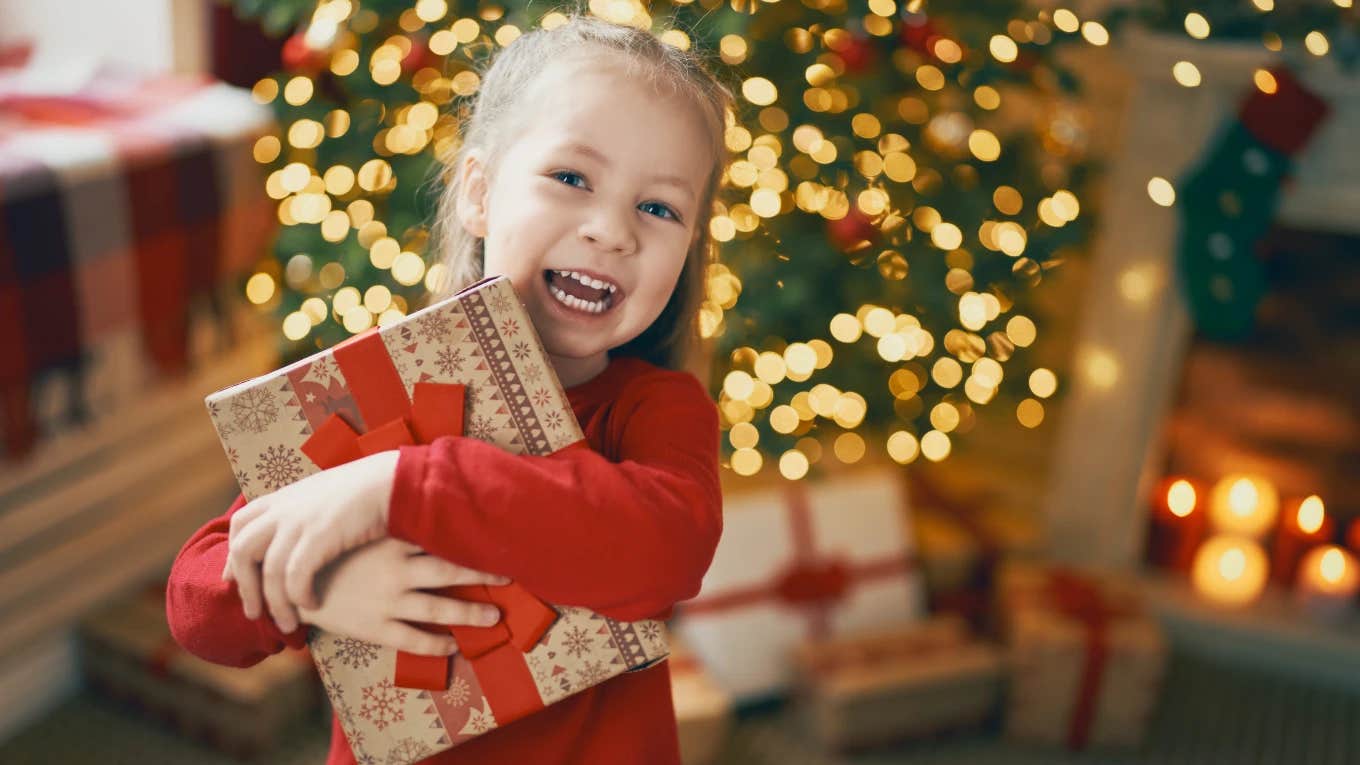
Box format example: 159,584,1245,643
427,9,733,371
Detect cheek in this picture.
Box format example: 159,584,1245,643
481,204,539,277
635,253,690,320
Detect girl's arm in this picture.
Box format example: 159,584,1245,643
387,370,723,623
166,494,310,666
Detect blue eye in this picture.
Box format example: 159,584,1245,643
552,170,588,188
640,201,680,222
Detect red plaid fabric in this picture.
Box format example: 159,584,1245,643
0,56,275,460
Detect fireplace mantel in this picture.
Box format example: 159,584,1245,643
1044,28,1360,568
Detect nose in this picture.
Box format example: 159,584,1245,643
579,203,637,256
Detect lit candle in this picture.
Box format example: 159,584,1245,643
1191,535,1269,607
1147,477,1206,573
1208,474,1279,539
1294,545,1359,624
1270,495,1333,585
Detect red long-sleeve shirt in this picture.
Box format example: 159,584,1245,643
166,355,723,764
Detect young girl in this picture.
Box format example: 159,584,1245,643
166,13,733,765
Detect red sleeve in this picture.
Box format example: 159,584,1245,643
387,370,723,623
165,493,309,667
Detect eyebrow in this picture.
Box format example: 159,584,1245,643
559,142,697,202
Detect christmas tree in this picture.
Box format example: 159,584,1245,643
232,0,1102,477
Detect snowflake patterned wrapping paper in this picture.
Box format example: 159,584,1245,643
204,275,669,764
674,468,926,704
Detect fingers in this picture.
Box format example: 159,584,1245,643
382,623,460,657
261,526,303,634
230,553,263,621
226,500,268,548
222,500,269,583
394,592,501,628
285,531,343,611
226,519,273,621
403,555,512,590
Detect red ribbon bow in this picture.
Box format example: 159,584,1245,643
299,328,556,718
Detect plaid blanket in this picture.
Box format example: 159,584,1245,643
0,60,275,461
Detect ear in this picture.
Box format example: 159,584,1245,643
454,150,490,238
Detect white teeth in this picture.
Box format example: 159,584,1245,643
549,284,607,314
553,269,617,294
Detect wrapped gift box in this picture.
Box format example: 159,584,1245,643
78,584,318,757
793,615,1003,751
205,275,669,763
669,640,732,765
675,468,926,703
997,563,1167,750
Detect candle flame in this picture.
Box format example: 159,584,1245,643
1228,478,1260,518
1297,496,1325,534
1320,548,1346,584
1218,547,1247,582
1168,480,1196,518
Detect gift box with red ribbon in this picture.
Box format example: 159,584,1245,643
204,275,669,762
78,582,319,758
674,468,925,703
669,640,732,765
997,563,1167,751
793,614,1003,751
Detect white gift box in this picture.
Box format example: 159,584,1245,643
675,469,926,702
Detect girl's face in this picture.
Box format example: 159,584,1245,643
456,61,713,387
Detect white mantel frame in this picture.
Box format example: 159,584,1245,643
1043,28,1360,569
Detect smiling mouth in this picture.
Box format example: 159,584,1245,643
543,269,621,315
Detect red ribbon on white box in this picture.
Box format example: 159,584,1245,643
680,483,914,638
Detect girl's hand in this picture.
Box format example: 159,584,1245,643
298,538,511,655
223,451,399,633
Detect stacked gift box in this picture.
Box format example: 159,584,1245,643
669,639,732,765
996,562,1167,750
792,615,1003,751
78,582,320,758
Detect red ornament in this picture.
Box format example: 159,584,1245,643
1008,49,1041,73
899,14,943,59
831,32,877,75
826,209,881,254
282,32,327,74
402,34,438,76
